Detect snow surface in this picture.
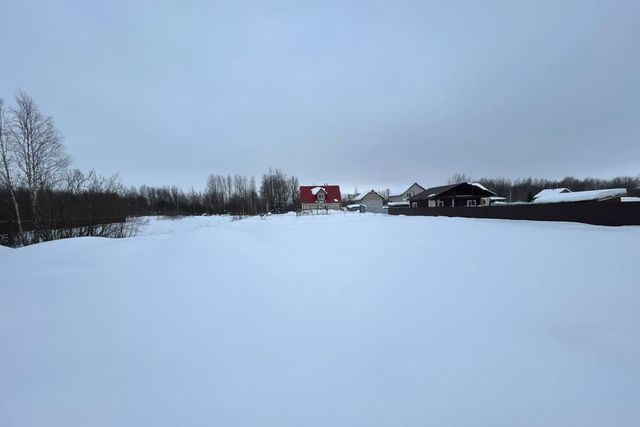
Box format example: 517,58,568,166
2,214,640,427
136,215,232,237
310,186,325,196
622,197,640,202
533,188,627,204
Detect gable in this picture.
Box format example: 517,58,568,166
353,190,384,202
389,182,425,197
300,185,342,204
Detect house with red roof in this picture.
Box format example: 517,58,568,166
300,185,342,211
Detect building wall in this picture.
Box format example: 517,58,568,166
360,193,385,213
417,196,482,208
389,183,425,203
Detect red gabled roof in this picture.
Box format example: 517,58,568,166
300,185,342,204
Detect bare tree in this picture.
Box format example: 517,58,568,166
0,98,25,241
8,91,70,239
447,172,473,185
287,175,300,210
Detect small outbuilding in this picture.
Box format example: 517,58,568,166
352,190,385,213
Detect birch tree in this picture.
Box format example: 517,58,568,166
8,91,70,239
0,98,25,240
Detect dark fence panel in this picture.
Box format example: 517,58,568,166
0,217,127,235
388,202,640,226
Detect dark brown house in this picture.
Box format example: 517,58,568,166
410,182,496,208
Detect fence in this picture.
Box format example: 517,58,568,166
0,216,128,235
388,201,640,226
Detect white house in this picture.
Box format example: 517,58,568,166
388,183,426,203
300,185,342,211
353,190,385,213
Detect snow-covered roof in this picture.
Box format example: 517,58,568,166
621,197,640,202
534,188,571,199
470,182,491,192
387,201,410,207
346,204,365,209
412,182,496,201
353,190,383,201
533,188,626,204
310,186,326,196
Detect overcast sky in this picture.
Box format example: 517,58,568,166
1,0,639,191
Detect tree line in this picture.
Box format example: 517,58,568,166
2,90,638,247
0,91,300,247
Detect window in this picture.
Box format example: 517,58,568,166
412,202,417,208
466,200,477,207
437,200,444,207
428,200,436,207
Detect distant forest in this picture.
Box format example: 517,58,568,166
1,91,638,247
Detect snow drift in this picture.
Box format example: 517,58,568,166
1,214,640,427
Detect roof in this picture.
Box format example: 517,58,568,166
411,184,456,200
411,182,496,201
387,201,410,207
533,188,626,204
310,187,326,196
534,188,571,199
622,197,640,202
470,182,492,193
353,190,384,202
388,182,425,197
300,185,342,204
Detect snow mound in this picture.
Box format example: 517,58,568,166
2,214,640,426
137,215,232,236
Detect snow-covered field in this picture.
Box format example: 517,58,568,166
1,214,640,427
